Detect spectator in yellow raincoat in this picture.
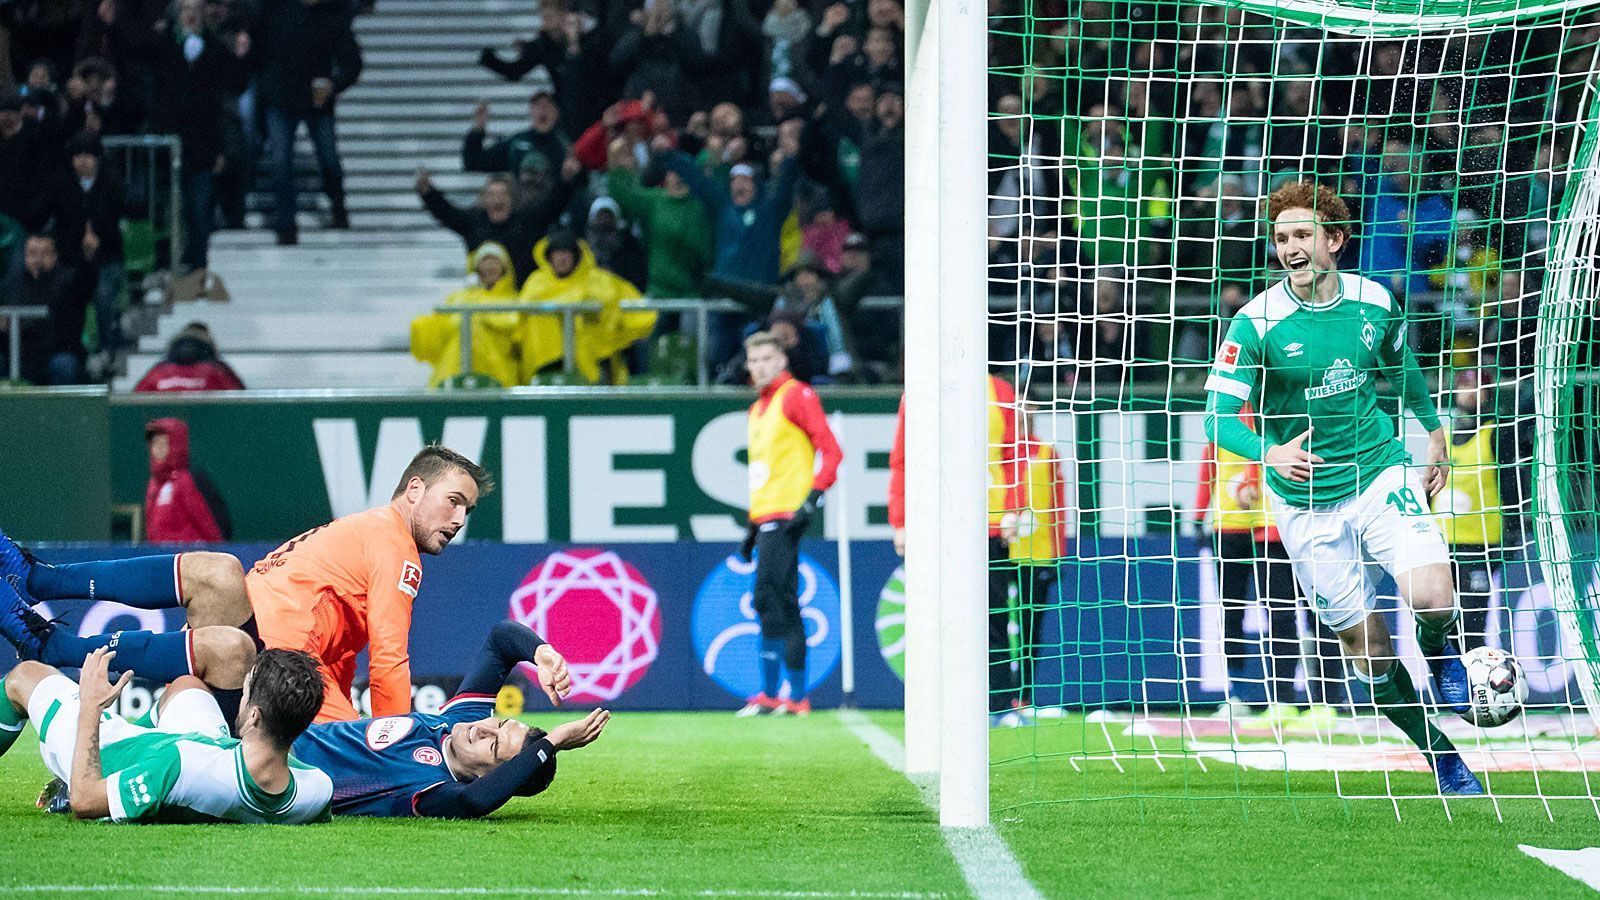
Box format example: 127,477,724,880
411,242,523,387
517,229,656,384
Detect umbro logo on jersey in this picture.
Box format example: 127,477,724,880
1285,342,1304,357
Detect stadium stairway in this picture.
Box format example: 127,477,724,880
117,0,543,390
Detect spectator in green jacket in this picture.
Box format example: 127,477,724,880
604,136,714,299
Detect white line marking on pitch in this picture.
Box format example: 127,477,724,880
838,710,1043,900
2,888,942,898
1519,845,1600,892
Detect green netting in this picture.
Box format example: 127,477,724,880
985,0,1600,816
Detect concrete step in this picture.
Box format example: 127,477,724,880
366,0,531,12
360,66,529,86
343,83,539,103
337,119,532,137
356,15,538,34
356,31,534,51
363,49,502,67
338,101,535,120
346,172,492,192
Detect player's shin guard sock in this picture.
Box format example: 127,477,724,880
759,638,782,698
1415,608,1460,657
213,688,243,733
41,629,193,684
1365,663,1456,765
783,665,806,701
27,555,182,609
0,680,23,758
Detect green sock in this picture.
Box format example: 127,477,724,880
1415,609,1459,656
1368,664,1455,765
0,678,24,758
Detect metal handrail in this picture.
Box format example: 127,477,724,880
102,135,183,273
1,306,49,381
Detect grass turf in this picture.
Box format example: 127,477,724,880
2,709,1596,898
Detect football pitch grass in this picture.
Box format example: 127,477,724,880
0,710,1595,898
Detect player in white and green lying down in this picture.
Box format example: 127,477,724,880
1204,179,1482,795
0,632,333,823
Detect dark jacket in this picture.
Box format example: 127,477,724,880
255,0,363,114
462,126,570,178
122,25,250,172
54,168,127,266
0,122,54,230
2,262,89,382
420,175,579,285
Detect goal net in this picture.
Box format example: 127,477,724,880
985,0,1600,816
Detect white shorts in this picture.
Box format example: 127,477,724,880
1270,465,1452,633
27,674,229,785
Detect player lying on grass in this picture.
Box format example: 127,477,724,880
0,636,331,823
0,445,489,724
1204,179,1483,795
34,619,607,820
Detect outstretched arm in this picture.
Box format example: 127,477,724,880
412,708,609,819
454,620,569,707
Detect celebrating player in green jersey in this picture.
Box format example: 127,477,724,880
1204,180,1483,795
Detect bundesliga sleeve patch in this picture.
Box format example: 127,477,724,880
398,561,422,598
1216,341,1241,374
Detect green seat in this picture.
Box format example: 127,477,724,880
122,219,157,276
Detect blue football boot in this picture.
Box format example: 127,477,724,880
0,578,52,661
0,527,40,604
1435,752,1485,796
1427,642,1472,717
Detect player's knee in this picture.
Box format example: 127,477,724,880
192,626,256,690
179,552,250,624
160,675,210,711
1401,564,1454,613
4,660,55,709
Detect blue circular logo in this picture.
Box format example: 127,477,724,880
691,553,841,700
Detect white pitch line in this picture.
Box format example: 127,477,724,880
3,887,942,899
1519,845,1600,892
837,711,1042,900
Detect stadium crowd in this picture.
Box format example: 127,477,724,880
0,0,1589,390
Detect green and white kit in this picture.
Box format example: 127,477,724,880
26,673,332,824
1206,273,1450,630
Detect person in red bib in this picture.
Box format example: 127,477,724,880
735,331,843,717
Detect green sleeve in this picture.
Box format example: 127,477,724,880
105,748,182,823
1379,307,1442,432
1207,390,1265,461
1203,313,1261,403
605,167,649,222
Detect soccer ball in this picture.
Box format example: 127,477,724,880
1462,646,1528,727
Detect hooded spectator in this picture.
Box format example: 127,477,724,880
516,229,654,384
255,0,364,243
144,417,231,543
417,161,582,285
411,242,523,388
605,137,715,298
463,88,571,177
584,195,646,291
132,321,246,391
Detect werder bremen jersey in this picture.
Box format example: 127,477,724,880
1205,273,1413,508
99,730,333,824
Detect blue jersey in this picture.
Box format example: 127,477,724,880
290,693,496,817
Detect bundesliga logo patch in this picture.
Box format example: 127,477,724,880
1216,341,1241,373
398,561,422,598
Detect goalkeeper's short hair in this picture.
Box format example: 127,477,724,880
1267,180,1354,248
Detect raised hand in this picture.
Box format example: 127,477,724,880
533,644,571,706
547,708,610,750
79,648,132,714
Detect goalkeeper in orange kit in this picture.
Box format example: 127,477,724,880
0,446,492,724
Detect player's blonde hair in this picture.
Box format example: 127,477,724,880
745,331,783,353
1266,180,1353,247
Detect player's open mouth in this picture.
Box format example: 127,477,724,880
1286,258,1310,270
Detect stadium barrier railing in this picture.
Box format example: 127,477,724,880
3,306,48,381
102,135,184,276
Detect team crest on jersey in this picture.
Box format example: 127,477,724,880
1361,320,1377,350
1216,341,1241,373
365,716,416,750
1305,357,1367,400
412,746,442,766
398,561,422,598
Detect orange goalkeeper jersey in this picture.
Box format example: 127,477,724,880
247,505,421,723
